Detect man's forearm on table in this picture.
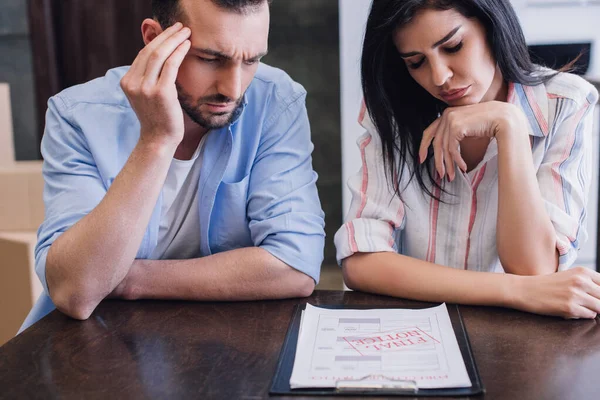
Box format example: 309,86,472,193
115,247,315,301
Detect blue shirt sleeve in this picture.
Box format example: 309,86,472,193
35,95,108,294
246,92,325,283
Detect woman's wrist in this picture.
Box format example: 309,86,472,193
502,273,528,310
494,103,529,143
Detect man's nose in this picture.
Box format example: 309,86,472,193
217,64,242,101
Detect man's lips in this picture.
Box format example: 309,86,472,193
204,103,235,112
440,86,470,101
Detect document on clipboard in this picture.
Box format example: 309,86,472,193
289,303,471,391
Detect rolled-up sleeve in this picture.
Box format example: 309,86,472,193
35,96,107,293
537,88,599,270
247,91,325,283
334,108,406,265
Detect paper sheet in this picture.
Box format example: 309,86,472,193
289,303,471,389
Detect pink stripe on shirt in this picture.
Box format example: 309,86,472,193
464,165,487,269
348,221,358,253
356,135,373,218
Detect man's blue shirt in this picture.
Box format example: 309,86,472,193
20,63,325,331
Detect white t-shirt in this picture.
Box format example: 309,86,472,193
151,135,207,260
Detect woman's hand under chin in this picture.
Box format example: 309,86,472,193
419,101,529,181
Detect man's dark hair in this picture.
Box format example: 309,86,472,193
152,0,272,29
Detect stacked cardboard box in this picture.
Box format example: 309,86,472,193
0,83,45,345
0,83,15,167
0,161,44,231
0,233,42,344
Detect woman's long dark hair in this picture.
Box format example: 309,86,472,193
361,0,556,200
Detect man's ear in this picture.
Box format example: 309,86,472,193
141,18,164,46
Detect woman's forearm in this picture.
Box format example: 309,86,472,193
343,252,518,307
495,113,558,275
342,252,600,319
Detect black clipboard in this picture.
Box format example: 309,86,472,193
269,303,484,397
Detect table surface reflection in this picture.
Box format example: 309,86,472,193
1,290,600,399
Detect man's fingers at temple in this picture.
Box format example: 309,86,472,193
129,22,184,78
159,40,191,86
143,27,191,83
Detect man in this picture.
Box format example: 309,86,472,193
20,0,324,330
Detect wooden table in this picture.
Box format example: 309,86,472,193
1,290,600,399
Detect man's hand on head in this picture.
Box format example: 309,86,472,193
120,22,191,149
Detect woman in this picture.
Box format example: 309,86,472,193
335,0,600,318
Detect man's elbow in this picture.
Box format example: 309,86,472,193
293,273,315,297
278,264,315,298
46,250,99,320
49,283,98,321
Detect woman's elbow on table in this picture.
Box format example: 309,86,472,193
341,255,367,292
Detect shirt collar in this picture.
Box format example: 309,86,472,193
507,81,549,138
228,93,249,127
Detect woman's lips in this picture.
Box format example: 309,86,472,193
440,85,471,102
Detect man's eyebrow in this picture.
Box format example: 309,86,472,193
247,51,268,61
398,26,461,58
191,47,268,61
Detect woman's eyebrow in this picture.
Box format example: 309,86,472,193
398,26,462,58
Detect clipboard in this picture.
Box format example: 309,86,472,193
269,303,484,397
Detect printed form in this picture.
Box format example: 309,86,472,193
289,303,471,389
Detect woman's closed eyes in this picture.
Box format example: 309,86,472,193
407,41,464,69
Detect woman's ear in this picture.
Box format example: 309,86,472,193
140,18,164,46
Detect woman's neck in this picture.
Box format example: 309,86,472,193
481,64,508,103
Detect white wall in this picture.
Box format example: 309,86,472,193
511,1,600,78
339,0,372,213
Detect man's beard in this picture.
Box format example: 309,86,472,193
176,83,243,130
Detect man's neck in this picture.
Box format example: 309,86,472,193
174,114,209,161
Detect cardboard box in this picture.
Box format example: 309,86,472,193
0,232,42,345
0,83,15,167
0,161,44,231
